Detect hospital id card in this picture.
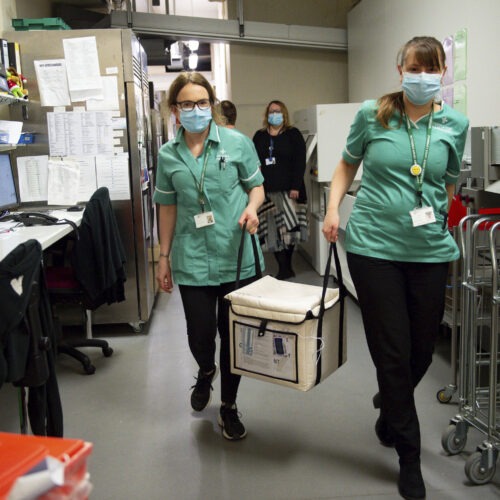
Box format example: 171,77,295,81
194,211,215,228
409,206,436,227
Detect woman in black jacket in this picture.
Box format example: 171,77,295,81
253,100,308,279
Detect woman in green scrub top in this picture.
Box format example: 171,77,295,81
153,72,265,441
323,36,468,499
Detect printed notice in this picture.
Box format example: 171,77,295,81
86,75,120,111
65,156,98,202
96,153,130,200
453,28,467,81
34,59,71,107
47,111,114,157
62,36,103,102
233,322,297,382
16,155,49,202
47,158,80,206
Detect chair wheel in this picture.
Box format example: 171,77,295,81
103,347,114,357
83,363,96,375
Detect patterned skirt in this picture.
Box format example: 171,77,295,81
257,191,309,252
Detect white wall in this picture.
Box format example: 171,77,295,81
229,44,348,138
347,0,500,126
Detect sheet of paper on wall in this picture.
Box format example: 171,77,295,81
95,111,114,154
16,155,49,202
47,110,114,157
96,153,130,200
453,28,467,81
86,75,120,111
47,158,80,206
0,120,22,145
34,59,71,107
65,156,97,202
62,36,103,102
442,37,454,86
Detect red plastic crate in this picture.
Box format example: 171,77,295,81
0,432,92,500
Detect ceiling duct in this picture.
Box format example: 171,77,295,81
110,11,347,51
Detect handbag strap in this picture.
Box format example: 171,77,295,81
320,242,345,315
235,222,262,289
315,242,346,385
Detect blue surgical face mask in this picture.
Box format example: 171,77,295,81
268,112,283,127
402,72,442,106
179,107,212,133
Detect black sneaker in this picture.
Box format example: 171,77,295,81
398,460,426,499
218,404,247,440
190,363,218,412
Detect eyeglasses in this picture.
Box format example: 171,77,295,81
176,99,212,111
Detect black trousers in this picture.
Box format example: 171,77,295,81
347,252,449,462
179,276,256,405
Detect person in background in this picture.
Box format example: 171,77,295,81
322,36,468,499
253,100,308,280
220,99,237,129
153,72,265,441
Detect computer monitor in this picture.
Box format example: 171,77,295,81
0,153,19,212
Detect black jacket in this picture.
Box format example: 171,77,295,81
253,126,307,200
0,239,63,436
73,186,126,310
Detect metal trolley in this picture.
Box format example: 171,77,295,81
441,214,500,484
436,225,463,404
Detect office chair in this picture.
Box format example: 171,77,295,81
45,187,126,375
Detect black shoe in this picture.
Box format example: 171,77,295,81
275,268,296,280
375,416,395,447
274,250,295,280
217,404,247,440
398,460,426,499
373,392,381,409
190,363,218,412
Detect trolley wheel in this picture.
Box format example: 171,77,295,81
102,346,114,357
441,424,467,455
465,451,496,485
436,388,453,404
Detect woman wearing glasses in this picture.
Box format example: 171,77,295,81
252,100,308,280
153,72,265,441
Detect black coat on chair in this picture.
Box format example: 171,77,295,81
0,239,63,436
73,186,127,310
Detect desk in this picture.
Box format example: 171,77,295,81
0,211,83,260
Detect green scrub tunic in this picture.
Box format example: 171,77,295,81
153,121,265,285
343,100,469,263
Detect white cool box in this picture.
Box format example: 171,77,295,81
225,245,347,391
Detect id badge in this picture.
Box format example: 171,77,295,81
409,206,436,227
265,157,276,166
194,211,215,228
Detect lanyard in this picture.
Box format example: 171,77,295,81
190,142,212,213
405,110,433,207
268,136,274,159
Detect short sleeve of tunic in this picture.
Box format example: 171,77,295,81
442,108,469,185
341,100,376,165
153,139,177,205
235,132,264,190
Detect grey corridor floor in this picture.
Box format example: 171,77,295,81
1,251,499,500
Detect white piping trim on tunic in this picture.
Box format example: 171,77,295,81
155,187,175,194
241,167,261,182
445,170,459,179
344,147,363,160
